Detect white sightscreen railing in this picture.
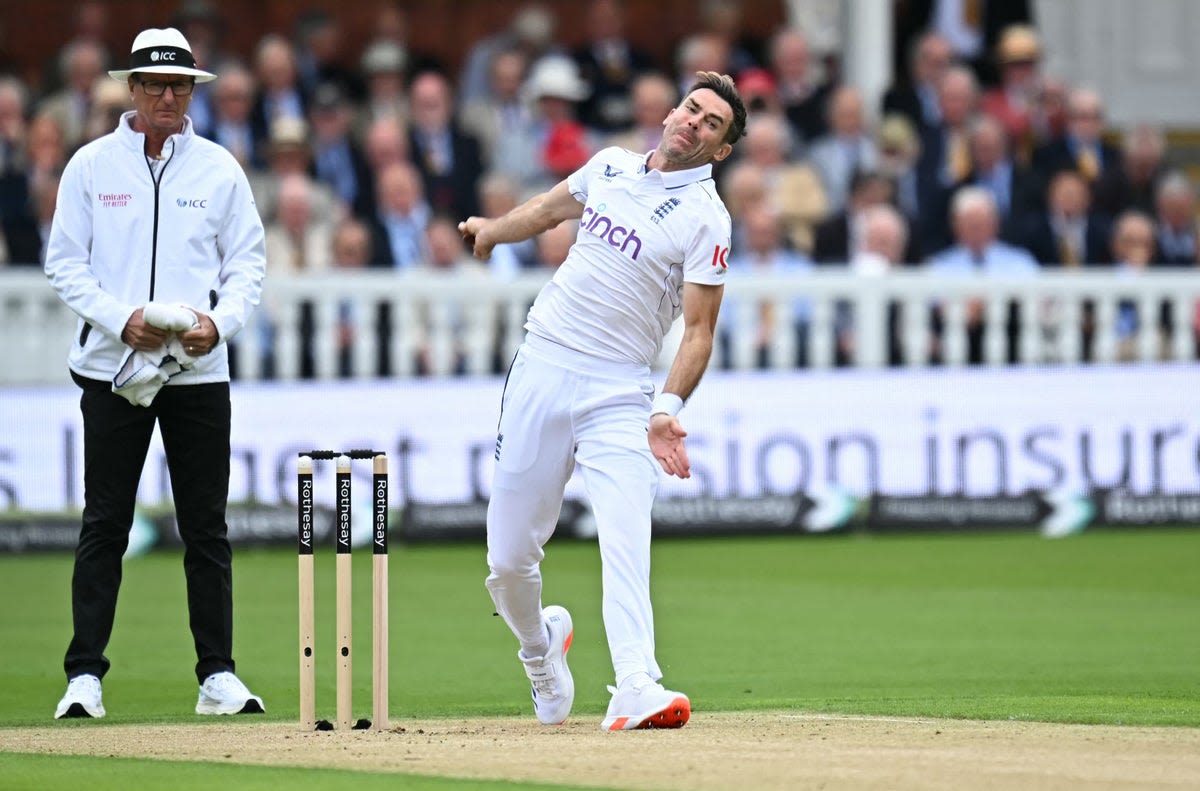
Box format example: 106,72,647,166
2,268,1197,385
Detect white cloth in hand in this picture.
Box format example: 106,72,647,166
112,302,201,406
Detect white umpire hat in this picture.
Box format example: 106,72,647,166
108,27,218,83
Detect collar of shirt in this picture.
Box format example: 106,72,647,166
638,154,713,188
118,110,194,154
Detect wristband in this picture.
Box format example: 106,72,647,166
651,392,683,417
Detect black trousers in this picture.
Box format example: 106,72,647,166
64,375,236,685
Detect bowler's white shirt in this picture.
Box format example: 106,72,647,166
526,147,732,365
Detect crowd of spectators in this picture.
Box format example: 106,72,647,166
1,0,1196,375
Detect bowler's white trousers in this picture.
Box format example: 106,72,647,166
486,333,663,684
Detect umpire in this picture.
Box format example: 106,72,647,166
45,27,266,718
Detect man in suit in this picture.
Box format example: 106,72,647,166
308,82,374,219
1092,124,1169,218
767,27,833,145
572,0,656,132
808,85,879,213
249,34,308,148
408,70,485,223
1152,171,1200,267
881,30,954,134
368,160,431,271
1022,169,1111,267
916,64,979,254
202,63,263,170
1031,88,1119,188
955,114,1042,240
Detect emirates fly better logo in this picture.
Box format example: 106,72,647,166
98,192,132,208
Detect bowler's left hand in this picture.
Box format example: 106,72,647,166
649,414,691,479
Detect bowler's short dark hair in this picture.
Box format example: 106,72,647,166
686,71,747,145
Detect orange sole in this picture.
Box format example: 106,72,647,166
636,696,690,729
603,696,691,731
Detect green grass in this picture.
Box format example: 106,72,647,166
1,530,1198,730
3,530,1198,788
0,753,603,791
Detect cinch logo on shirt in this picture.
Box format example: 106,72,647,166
176,198,208,208
581,205,642,260
98,192,132,208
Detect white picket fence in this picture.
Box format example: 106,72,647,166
3,268,1198,386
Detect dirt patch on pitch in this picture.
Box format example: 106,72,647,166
3,712,1199,790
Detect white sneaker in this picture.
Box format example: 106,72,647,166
600,677,691,731
54,674,105,719
195,671,265,715
520,605,574,725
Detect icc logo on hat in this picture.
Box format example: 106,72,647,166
107,28,216,82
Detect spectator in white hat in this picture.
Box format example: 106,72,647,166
492,55,595,191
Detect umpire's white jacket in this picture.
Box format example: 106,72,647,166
45,110,266,384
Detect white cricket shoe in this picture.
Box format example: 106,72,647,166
54,673,106,719
520,605,575,725
600,676,691,731
195,671,265,715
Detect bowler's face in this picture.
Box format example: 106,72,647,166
659,88,734,169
